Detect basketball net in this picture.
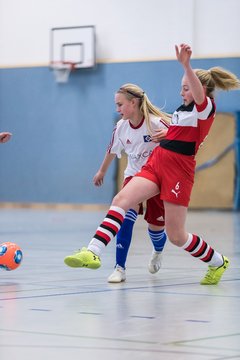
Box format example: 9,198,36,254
51,61,76,83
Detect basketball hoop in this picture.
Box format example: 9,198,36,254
51,61,76,83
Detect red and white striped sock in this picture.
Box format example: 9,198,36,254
182,233,223,267
88,206,125,256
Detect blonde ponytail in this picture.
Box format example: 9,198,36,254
195,67,240,97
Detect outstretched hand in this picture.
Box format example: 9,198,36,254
0,132,12,143
93,171,104,186
175,44,192,68
151,129,168,143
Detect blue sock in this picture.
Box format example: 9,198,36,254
115,209,138,269
148,228,167,252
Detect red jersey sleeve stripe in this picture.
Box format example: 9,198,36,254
160,118,170,128
107,126,117,153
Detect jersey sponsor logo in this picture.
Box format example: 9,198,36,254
143,135,152,142
129,149,152,160
171,181,181,198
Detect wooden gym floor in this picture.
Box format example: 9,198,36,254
0,207,239,360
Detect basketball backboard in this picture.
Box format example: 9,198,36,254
49,25,96,69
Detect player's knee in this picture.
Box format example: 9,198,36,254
166,229,185,247
112,192,130,210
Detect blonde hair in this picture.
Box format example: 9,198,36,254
117,83,171,135
195,67,240,97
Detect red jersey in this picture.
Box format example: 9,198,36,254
160,97,216,156
137,96,216,206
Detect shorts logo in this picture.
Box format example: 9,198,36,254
171,181,180,198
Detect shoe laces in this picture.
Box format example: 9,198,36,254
204,266,217,280
151,251,161,261
115,265,125,272
73,247,87,254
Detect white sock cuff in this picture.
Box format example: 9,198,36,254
181,233,193,249
109,205,126,218
88,239,106,256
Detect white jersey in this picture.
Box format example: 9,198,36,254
107,115,169,178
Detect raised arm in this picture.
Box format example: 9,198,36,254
175,44,205,105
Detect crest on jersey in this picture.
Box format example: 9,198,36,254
143,135,152,142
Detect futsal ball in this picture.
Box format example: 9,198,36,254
0,242,23,271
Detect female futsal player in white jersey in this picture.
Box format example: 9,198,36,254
92,83,170,282
64,44,240,285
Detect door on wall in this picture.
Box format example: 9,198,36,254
190,112,235,209
116,113,236,209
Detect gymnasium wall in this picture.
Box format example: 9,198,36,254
0,0,239,66
0,0,239,207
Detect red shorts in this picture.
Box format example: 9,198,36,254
135,146,195,207
123,176,165,226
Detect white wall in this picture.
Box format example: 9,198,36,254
0,0,239,67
